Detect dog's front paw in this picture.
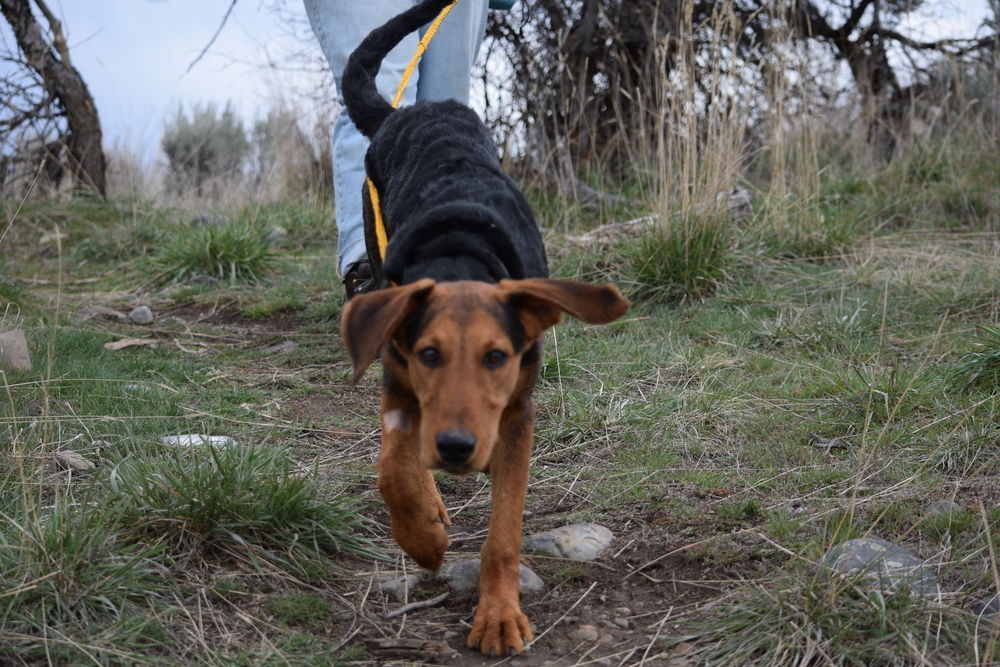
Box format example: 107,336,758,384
467,597,533,657
390,512,449,570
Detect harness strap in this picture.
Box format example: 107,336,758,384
367,0,460,265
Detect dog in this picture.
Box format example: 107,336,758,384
340,0,630,656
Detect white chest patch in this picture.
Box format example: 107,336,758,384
383,409,410,434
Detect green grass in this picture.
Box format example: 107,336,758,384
111,442,382,573
147,218,286,285
0,133,999,664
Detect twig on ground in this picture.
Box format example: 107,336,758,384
382,591,450,619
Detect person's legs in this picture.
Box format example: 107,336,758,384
417,0,489,105
304,0,419,277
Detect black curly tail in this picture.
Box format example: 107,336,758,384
341,0,457,140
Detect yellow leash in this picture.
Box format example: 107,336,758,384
367,0,459,263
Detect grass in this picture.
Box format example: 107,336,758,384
0,128,998,664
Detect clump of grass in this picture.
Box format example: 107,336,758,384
0,500,173,663
949,325,1000,392
619,215,733,305
110,443,381,573
695,569,976,666
147,219,283,284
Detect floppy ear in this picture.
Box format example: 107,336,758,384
341,278,435,382
500,278,630,341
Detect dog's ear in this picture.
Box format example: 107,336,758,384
341,278,435,382
500,278,630,341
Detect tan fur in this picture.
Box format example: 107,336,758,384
342,278,628,656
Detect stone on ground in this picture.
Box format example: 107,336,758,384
527,523,614,561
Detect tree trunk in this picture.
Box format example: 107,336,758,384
0,0,107,195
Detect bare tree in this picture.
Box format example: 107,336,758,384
0,0,106,195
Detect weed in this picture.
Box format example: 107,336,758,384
146,219,284,285
949,324,1000,393
619,215,734,305
109,443,382,572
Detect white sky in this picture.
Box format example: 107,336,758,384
9,0,997,164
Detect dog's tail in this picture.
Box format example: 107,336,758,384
342,0,457,140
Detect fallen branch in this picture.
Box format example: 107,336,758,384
382,590,450,619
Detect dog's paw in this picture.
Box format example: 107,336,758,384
467,598,533,657
391,514,448,570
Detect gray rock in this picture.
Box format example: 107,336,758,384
0,329,31,372
926,500,965,518
527,523,614,561
569,625,600,642
77,305,126,321
444,559,544,593
265,227,288,248
260,340,297,354
614,617,629,629
162,434,235,447
128,306,154,325
375,573,419,601
820,538,940,597
971,595,1000,617
51,450,96,474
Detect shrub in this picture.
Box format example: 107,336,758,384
110,443,381,572
162,102,249,196
620,215,734,305
147,218,283,284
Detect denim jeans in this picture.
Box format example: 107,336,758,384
303,0,489,275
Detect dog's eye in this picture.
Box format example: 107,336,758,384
418,347,440,366
484,350,508,368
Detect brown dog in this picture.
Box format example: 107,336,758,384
342,277,628,656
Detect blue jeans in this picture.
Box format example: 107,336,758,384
303,0,490,276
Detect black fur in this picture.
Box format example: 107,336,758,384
341,0,547,287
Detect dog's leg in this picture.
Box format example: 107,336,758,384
468,404,535,656
378,392,451,571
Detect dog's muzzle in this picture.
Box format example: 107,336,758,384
436,428,477,466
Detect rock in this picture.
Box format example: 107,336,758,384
820,538,940,597
375,573,419,601
926,500,965,518
0,329,31,372
77,306,126,321
444,559,544,593
128,306,154,325
614,606,632,616
971,595,1000,617
51,450,96,474
598,634,615,644
266,227,288,248
260,340,297,354
162,434,235,447
570,625,600,642
614,617,629,629
527,523,614,561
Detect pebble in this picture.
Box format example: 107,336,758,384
614,617,629,629
614,606,632,616
820,538,940,597
926,500,965,518
445,559,544,593
266,227,288,248
162,434,235,447
374,573,419,601
569,625,600,642
527,523,615,561
598,634,615,644
128,306,154,325
0,329,31,372
51,450,96,474
260,340,297,354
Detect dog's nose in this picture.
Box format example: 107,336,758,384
436,429,477,465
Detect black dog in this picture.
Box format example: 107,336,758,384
339,0,629,657
341,0,547,287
